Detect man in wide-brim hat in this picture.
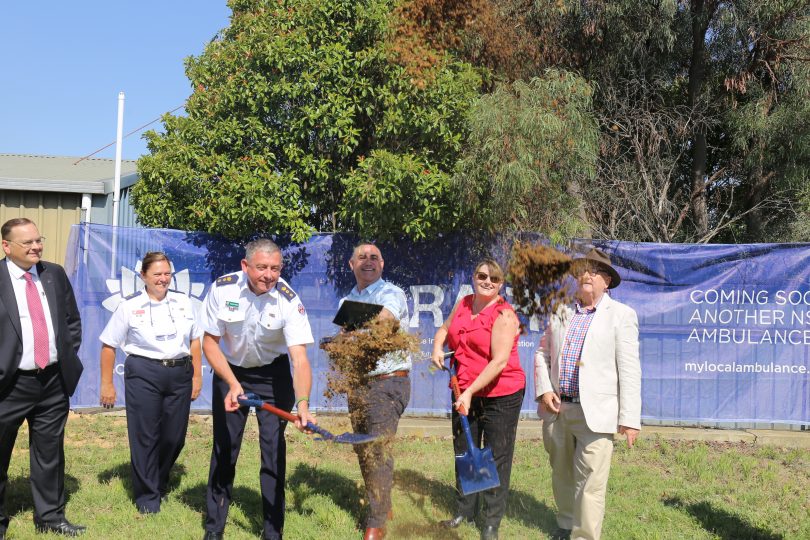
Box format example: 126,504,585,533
534,247,641,540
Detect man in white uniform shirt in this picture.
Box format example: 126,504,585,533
200,239,315,540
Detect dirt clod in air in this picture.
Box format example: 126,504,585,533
507,242,574,319
322,317,420,495
322,317,420,400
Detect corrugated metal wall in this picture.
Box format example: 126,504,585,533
118,186,140,227
0,190,81,265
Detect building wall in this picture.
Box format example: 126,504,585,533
0,190,81,265
90,187,139,227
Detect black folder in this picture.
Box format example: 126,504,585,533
332,300,383,329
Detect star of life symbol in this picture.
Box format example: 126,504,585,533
101,260,207,313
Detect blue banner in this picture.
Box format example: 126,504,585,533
65,224,809,425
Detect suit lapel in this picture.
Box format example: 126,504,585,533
582,294,612,353
0,258,23,341
37,261,60,341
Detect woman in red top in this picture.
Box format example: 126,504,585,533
431,258,525,540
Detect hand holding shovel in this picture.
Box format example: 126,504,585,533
441,353,501,496
237,393,379,445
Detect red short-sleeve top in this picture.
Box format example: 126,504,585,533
446,295,526,397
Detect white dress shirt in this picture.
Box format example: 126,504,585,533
6,259,57,369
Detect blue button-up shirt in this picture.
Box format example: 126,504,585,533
341,278,412,376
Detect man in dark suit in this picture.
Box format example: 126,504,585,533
0,218,85,538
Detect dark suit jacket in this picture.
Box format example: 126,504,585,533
0,258,83,396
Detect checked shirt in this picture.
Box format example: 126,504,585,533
558,301,600,398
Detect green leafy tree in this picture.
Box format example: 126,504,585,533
451,71,599,241
133,0,480,241
558,0,810,242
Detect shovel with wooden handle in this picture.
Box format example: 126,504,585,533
237,393,379,445
443,355,501,496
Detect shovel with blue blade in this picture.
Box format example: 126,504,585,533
443,355,501,495
237,393,379,445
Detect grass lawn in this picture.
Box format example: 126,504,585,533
3,413,808,539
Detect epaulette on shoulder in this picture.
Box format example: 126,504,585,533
216,273,238,286
124,290,143,300
277,282,297,301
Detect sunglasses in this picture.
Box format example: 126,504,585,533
572,263,608,276
475,272,503,284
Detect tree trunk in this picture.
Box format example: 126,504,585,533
687,0,716,237
745,140,769,241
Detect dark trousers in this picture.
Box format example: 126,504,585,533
0,366,69,531
451,388,524,528
205,360,294,540
348,376,410,529
124,355,193,513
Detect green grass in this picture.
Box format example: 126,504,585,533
4,415,808,539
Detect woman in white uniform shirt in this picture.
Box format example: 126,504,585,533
99,252,202,514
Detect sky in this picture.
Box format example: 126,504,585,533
0,1,232,160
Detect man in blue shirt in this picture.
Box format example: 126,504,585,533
342,243,411,540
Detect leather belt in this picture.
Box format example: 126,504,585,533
17,363,59,376
560,394,580,403
371,370,410,380
141,355,192,367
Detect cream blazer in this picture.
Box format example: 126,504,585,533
534,294,641,433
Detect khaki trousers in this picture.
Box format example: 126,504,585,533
542,403,614,540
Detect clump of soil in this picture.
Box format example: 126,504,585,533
507,242,574,319
322,317,420,400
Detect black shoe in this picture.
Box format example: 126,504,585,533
480,525,498,540
137,506,160,515
439,515,473,529
550,527,572,540
202,531,224,540
33,518,86,536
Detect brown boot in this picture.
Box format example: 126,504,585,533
363,527,386,540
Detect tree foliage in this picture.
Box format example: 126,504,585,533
133,0,480,241
452,72,598,241
134,0,810,244
557,0,810,242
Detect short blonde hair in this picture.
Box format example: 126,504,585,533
474,258,504,281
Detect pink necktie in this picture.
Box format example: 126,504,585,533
24,272,50,369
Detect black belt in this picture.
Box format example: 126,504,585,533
230,354,289,371
560,394,580,403
17,363,59,376
138,355,192,367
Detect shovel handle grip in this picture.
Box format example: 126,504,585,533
258,402,298,423
444,354,469,416
260,402,327,436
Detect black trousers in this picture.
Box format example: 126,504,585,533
0,366,69,532
124,355,193,513
348,376,410,529
205,360,294,540
450,388,524,528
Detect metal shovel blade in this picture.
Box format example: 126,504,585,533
237,393,379,446
320,428,380,445
441,357,501,495
455,413,501,495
